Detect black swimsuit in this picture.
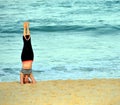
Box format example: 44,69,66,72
21,36,34,61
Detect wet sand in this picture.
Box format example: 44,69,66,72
0,79,120,105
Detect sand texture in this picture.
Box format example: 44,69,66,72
0,79,120,105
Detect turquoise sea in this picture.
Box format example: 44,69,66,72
0,0,120,81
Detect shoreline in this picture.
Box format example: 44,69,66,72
0,79,120,105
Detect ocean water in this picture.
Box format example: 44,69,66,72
0,0,120,82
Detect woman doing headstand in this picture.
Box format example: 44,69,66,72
20,22,36,84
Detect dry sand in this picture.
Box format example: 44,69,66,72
0,79,120,105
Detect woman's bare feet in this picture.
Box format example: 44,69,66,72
23,22,27,36
26,22,29,27
23,22,30,40
26,22,30,35
23,22,27,28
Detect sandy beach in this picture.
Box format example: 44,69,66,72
0,79,120,105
